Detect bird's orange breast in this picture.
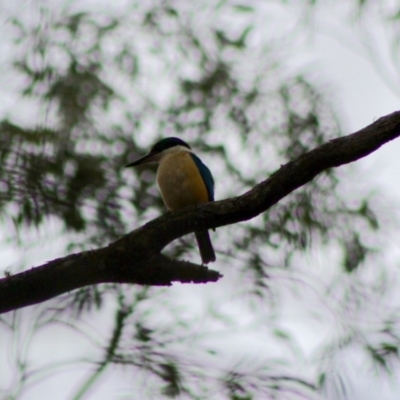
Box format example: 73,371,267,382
157,151,209,211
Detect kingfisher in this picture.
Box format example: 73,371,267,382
126,137,216,264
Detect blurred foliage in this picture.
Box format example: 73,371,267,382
0,1,399,399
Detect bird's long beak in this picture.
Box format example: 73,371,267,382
125,151,158,167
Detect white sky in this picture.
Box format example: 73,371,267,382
287,5,400,399
1,2,400,400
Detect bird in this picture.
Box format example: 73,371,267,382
125,137,216,264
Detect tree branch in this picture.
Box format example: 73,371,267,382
1,111,400,314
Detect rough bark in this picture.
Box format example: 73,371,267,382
1,111,400,314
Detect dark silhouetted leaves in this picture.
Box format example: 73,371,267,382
343,233,368,273
366,342,399,372
0,2,392,400
159,361,182,398
46,61,114,129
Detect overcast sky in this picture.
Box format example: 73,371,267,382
1,2,400,400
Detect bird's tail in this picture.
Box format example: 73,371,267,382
195,230,216,264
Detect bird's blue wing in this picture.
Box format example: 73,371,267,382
190,153,215,201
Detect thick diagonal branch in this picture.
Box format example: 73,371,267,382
1,110,400,313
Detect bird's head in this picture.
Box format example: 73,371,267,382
125,137,191,167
